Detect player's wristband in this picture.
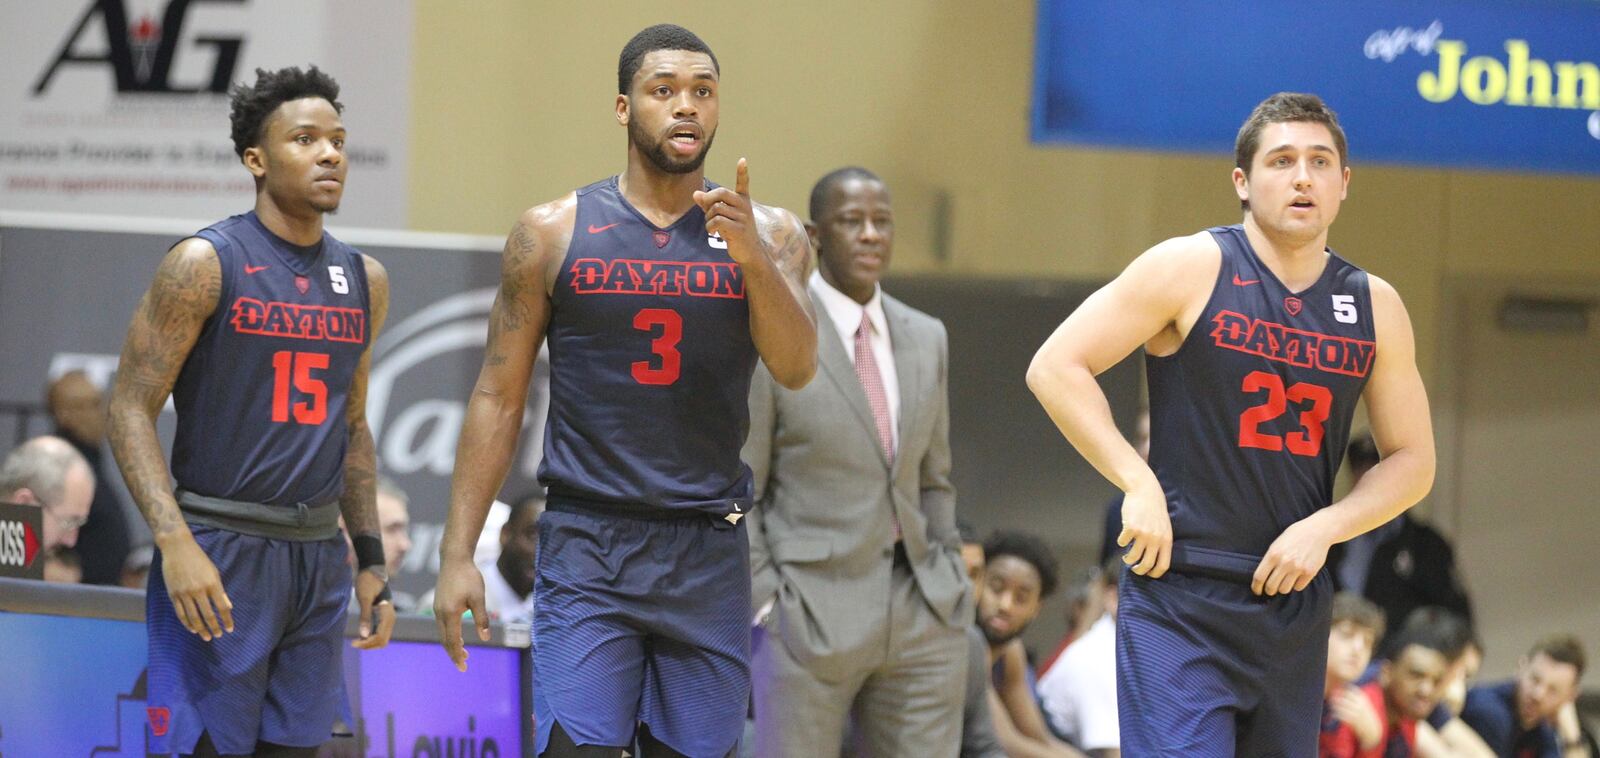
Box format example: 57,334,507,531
374,583,393,605
353,534,385,571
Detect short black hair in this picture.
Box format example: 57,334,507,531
983,531,1060,597
1346,432,1381,472
1382,607,1474,662
229,65,342,158
617,24,718,95
808,166,884,222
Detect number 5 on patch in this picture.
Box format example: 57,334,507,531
1332,294,1357,324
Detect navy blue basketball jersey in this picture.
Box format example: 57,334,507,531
169,212,370,507
538,177,758,513
1149,224,1375,571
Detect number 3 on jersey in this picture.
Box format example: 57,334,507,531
1238,370,1332,456
632,308,682,385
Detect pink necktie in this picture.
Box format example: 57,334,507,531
854,312,900,541
854,312,895,462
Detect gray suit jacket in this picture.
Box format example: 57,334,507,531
744,287,970,681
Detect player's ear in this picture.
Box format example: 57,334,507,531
7,488,37,505
804,220,819,250
1232,167,1249,206
615,94,630,127
242,145,267,179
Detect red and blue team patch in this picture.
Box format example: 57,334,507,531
147,706,171,736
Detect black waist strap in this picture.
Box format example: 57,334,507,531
546,494,744,530
1168,544,1262,585
177,489,341,542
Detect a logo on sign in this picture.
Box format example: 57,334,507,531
147,706,171,736
0,519,41,569
33,0,246,96
1418,39,1600,113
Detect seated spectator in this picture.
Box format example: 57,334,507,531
980,531,1085,758
957,521,1005,758
0,435,94,553
46,370,133,585
43,545,83,584
375,477,417,610
1037,557,1120,756
1321,593,1385,758
1363,619,1460,757
479,494,541,625
1357,607,1495,757
1461,635,1590,758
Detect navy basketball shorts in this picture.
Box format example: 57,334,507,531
1115,566,1332,757
532,504,751,758
146,525,352,755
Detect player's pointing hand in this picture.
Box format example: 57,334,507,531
693,158,759,266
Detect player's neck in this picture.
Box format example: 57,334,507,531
1241,215,1328,289
618,156,703,226
254,194,324,246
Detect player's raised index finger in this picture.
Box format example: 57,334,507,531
735,157,749,197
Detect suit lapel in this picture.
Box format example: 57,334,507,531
885,295,920,471
811,289,889,466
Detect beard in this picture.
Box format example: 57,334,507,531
980,617,1024,647
629,118,714,175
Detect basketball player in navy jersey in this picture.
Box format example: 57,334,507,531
1027,93,1436,756
432,25,816,758
108,66,394,758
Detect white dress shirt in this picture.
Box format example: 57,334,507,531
1037,613,1120,750
810,270,899,452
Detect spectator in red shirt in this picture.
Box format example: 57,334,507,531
1322,592,1386,758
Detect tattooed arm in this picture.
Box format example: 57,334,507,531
347,254,394,649
434,196,569,670
108,237,233,641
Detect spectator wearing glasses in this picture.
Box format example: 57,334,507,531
46,370,136,585
0,435,95,553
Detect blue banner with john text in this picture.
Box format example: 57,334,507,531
1032,0,1600,174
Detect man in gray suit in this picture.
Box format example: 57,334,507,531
744,167,971,757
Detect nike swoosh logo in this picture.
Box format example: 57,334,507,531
1232,274,1260,286
245,264,270,275
588,223,621,234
